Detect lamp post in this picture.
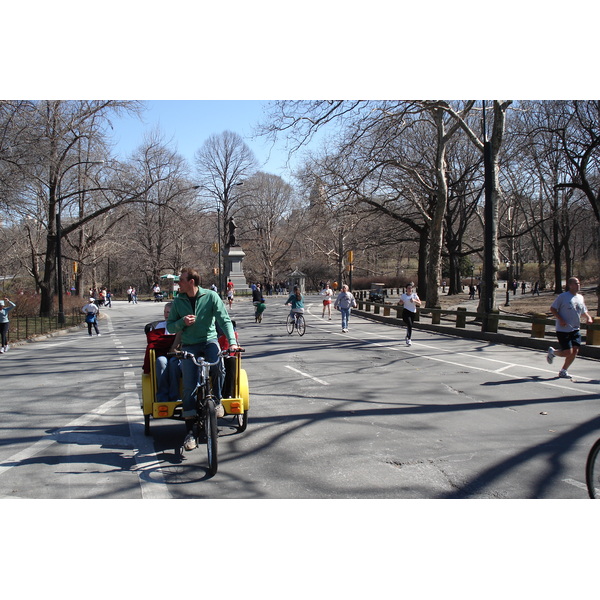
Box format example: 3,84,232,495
505,261,511,307
216,205,223,296
56,160,104,324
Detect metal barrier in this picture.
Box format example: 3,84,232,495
10,309,82,343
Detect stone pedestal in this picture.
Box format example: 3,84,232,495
224,245,248,291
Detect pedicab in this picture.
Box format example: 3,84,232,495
141,343,250,437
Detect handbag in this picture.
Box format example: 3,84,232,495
85,312,96,323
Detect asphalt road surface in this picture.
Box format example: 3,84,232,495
1,295,599,499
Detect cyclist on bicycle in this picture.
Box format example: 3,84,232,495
167,267,239,451
285,285,304,321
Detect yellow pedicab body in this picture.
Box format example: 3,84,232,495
141,348,248,435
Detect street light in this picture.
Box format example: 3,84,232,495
504,261,511,307
217,205,223,296
56,160,104,324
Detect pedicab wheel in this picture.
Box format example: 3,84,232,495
585,438,600,499
297,314,306,336
236,411,248,433
286,314,294,334
144,414,151,436
205,399,219,476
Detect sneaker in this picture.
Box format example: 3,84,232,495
0,348,4,354
558,369,570,379
406,338,412,346
184,431,197,451
97,333,101,336
215,402,225,418
546,347,555,364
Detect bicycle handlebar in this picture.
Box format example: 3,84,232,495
167,347,244,367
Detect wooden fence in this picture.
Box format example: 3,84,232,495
353,295,600,345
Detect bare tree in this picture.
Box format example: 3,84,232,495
235,171,299,284
195,131,257,242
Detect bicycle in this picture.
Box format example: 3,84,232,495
170,347,243,476
585,437,600,498
286,311,306,336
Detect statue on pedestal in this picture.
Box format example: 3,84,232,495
227,217,237,247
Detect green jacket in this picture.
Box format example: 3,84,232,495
167,288,236,346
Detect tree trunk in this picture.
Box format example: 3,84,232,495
425,110,449,308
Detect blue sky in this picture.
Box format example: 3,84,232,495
108,100,307,178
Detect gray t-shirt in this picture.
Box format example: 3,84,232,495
551,291,587,332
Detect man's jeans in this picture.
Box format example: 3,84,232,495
180,340,224,418
156,355,182,402
340,307,350,329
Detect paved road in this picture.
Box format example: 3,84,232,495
1,295,599,499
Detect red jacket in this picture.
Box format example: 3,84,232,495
143,327,177,374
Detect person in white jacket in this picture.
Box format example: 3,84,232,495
82,297,100,336
397,283,421,346
0,297,16,353
334,284,357,333
321,283,334,319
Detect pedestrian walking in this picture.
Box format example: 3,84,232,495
321,283,334,319
0,297,16,353
397,283,421,346
227,279,235,309
546,277,593,378
334,284,357,333
82,297,101,336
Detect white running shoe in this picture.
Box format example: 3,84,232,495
406,338,412,346
184,431,197,451
215,402,225,418
546,347,555,364
558,369,570,379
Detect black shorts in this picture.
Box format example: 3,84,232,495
556,330,582,350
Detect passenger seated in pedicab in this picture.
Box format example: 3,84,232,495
143,302,182,402
217,320,239,399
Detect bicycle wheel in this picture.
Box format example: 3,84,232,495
205,399,219,476
286,314,295,334
236,411,248,433
585,438,600,499
296,314,306,336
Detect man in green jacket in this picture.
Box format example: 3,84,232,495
167,267,238,451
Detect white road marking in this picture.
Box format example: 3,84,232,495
285,365,329,386
307,320,598,396
125,392,172,499
0,395,124,478
562,478,588,492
